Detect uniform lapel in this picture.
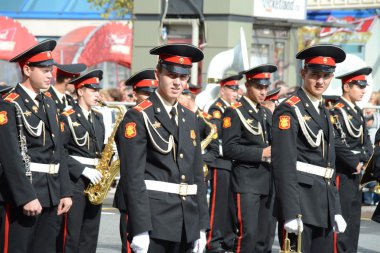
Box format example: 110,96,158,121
48,86,65,112
241,97,261,126
44,98,58,145
177,104,187,151
93,112,104,153
15,84,45,122
75,105,95,137
298,89,326,132
341,99,362,123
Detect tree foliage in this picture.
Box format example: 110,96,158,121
87,0,133,19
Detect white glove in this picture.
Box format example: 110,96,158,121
192,230,206,253
333,214,347,233
82,167,102,185
284,217,303,235
130,231,150,253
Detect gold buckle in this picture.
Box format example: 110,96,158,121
179,183,188,197
324,167,333,179
49,164,56,174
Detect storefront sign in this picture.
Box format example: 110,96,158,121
253,0,306,20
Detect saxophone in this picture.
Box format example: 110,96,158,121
84,101,127,205
199,110,218,178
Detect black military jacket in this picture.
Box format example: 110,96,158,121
222,96,272,195
46,86,75,114
371,130,380,223
0,84,71,207
207,97,232,170
115,92,209,243
331,97,373,174
60,104,105,183
272,88,359,228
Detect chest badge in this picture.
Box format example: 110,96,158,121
303,115,311,121
246,118,254,124
190,130,196,146
24,110,32,117
32,105,38,113
72,121,81,127
152,121,161,129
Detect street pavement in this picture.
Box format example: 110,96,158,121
97,193,380,253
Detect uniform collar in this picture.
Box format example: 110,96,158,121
341,96,357,113
155,90,178,117
220,97,231,107
79,104,91,119
51,85,66,102
19,83,39,101
243,96,258,112
302,87,322,113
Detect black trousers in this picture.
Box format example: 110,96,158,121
235,192,270,253
206,168,236,250
263,189,277,253
119,211,132,253
0,203,58,253
59,179,102,253
335,173,361,253
278,222,333,253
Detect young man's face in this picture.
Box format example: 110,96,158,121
220,86,238,104
245,82,268,104
301,68,334,98
78,87,100,107
25,65,53,91
155,67,189,103
344,83,366,103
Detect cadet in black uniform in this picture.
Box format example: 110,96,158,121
0,40,72,253
272,44,361,253
372,130,380,223
206,75,242,252
115,44,209,253
47,63,87,113
59,70,105,253
331,67,373,253
113,69,158,253
222,65,276,253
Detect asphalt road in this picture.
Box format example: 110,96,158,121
97,206,380,253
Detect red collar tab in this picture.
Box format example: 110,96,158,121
246,72,271,80
134,79,158,89
342,75,366,84
159,54,192,66
221,80,239,86
305,56,336,67
75,77,99,89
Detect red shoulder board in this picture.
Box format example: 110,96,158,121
62,108,75,117
134,100,152,112
44,91,52,98
3,93,20,103
231,102,242,109
334,103,344,109
215,102,223,108
201,111,212,120
285,96,301,106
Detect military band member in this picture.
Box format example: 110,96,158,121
47,63,87,113
372,130,380,223
331,67,373,253
58,70,105,253
113,69,158,253
0,40,72,253
222,65,276,253
206,75,241,252
272,44,361,253
115,44,209,253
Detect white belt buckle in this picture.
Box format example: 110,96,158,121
49,164,55,174
324,167,333,179
179,183,188,197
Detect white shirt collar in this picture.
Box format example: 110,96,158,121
79,105,91,119
220,98,231,107
341,96,357,113
19,83,39,101
302,87,322,113
155,91,178,117
51,85,66,102
243,96,258,112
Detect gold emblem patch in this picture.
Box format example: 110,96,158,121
190,130,196,139
125,122,137,139
213,110,221,119
60,122,65,132
223,117,231,128
152,121,161,129
279,115,290,130
0,111,8,125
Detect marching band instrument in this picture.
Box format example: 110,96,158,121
360,153,380,194
280,214,302,253
199,111,218,178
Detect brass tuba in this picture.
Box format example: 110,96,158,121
84,101,127,205
199,110,218,178
280,214,302,253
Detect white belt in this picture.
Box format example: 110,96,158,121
296,161,334,179
70,155,99,167
144,180,197,196
351,150,360,155
30,162,60,174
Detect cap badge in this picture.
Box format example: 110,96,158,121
47,52,51,58
179,57,184,64
265,73,269,78
323,57,327,63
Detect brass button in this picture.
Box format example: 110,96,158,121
180,153,184,159
181,175,186,180
52,134,55,138
182,196,186,200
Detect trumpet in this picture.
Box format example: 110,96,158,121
280,214,302,253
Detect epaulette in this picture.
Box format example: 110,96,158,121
201,111,212,120
134,100,152,112
285,96,301,106
62,108,75,117
44,91,52,98
230,102,242,109
3,92,20,103
334,103,345,109
215,102,223,108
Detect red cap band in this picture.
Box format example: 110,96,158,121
342,75,366,84
221,80,239,86
246,72,271,80
160,54,192,66
57,68,80,79
134,79,158,89
75,77,99,89
305,56,336,67
19,51,53,67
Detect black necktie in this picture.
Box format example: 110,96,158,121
62,96,67,107
318,102,328,133
257,104,268,143
35,93,48,122
170,107,178,137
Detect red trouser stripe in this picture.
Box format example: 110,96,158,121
236,193,243,253
206,168,217,249
62,213,68,253
334,175,341,253
282,224,286,250
125,214,131,253
3,204,10,253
